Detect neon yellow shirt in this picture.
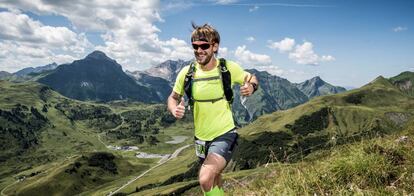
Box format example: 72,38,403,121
173,59,249,141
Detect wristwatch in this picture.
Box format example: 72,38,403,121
251,82,258,93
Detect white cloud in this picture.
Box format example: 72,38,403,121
256,65,284,76
289,42,318,65
269,38,334,65
288,42,335,65
249,5,259,12
0,0,193,72
268,37,295,52
51,54,77,65
212,0,239,5
0,11,91,51
163,38,193,59
218,47,229,58
320,55,335,62
161,0,195,13
0,41,77,72
393,26,407,32
1,1,162,32
246,36,255,42
0,11,92,72
253,66,321,84
234,45,272,66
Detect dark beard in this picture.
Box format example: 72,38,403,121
196,53,213,66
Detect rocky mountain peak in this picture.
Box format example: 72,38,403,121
308,76,325,86
85,50,115,63
144,59,191,83
295,76,346,98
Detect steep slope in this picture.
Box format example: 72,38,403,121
389,71,414,97
143,60,191,85
2,152,147,196
294,76,347,98
233,75,414,169
0,63,58,83
0,71,11,79
14,63,58,77
126,70,172,101
232,69,309,124
226,120,414,195
0,80,119,178
38,51,160,103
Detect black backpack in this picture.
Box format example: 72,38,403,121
183,58,233,108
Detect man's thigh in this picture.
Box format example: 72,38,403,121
199,153,227,176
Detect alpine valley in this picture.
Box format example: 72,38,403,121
1,51,413,195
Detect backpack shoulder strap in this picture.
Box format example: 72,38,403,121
184,62,196,107
219,58,233,104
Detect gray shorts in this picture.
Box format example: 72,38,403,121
194,129,238,164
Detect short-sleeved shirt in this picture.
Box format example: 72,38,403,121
173,59,249,141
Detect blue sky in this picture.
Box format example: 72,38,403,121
0,0,413,87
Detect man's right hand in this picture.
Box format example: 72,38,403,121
172,97,186,119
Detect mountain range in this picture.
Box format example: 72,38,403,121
14,63,58,77
294,76,347,98
0,71,11,78
1,51,346,122
37,51,161,103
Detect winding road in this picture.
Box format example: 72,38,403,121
108,144,192,196
1,180,18,196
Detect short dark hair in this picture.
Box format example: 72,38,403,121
191,22,220,45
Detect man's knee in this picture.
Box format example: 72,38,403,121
199,167,216,190
198,153,226,190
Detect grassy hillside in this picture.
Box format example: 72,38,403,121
0,80,194,195
110,147,198,196
225,120,414,195
2,152,149,196
233,76,414,169
389,71,414,97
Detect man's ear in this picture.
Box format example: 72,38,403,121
213,43,219,53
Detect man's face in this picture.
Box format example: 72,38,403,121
192,41,218,66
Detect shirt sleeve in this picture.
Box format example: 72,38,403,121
172,65,190,96
227,60,250,85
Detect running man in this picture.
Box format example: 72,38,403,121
167,23,258,195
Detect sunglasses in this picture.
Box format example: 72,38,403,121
192,43,211,50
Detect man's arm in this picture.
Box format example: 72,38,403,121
240,74,258,97
167,91,186,119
